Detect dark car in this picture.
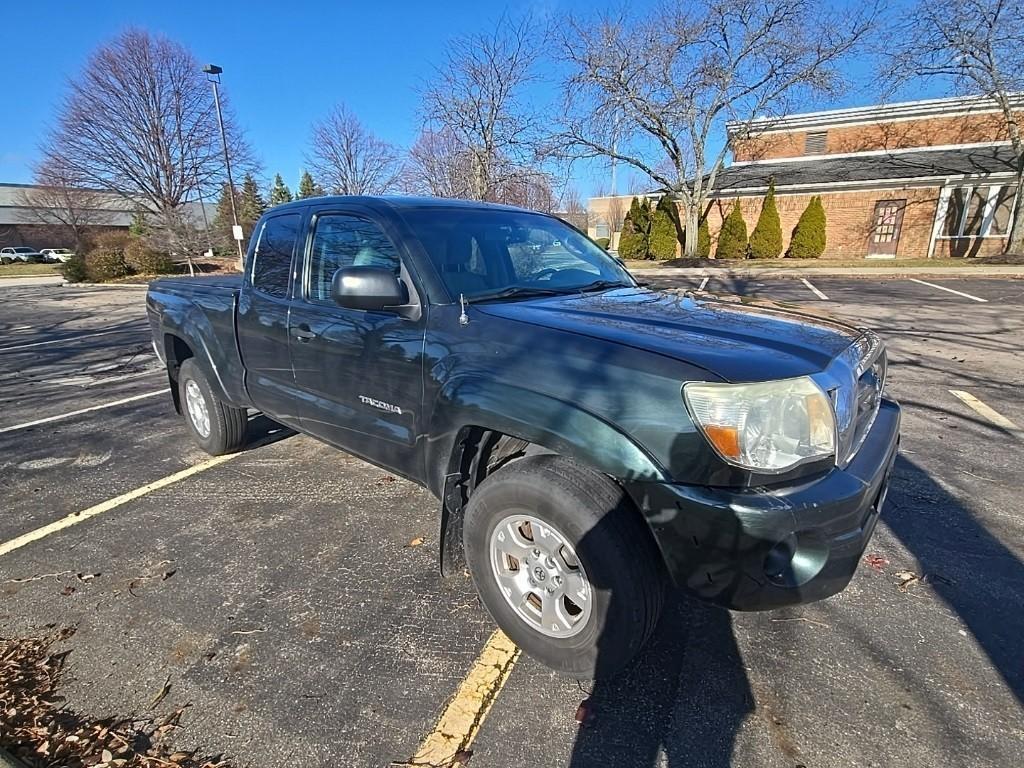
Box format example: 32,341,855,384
146,196,900,678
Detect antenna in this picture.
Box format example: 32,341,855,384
459,294,470,326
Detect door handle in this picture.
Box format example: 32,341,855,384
292,325,316,342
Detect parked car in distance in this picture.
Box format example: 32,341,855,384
0,247,46,264
40,248,75,263
147,196,900,679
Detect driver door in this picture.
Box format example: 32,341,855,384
288,211,426,478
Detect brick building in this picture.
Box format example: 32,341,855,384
588,94,1021,259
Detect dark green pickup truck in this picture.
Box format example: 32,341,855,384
147,196,900,678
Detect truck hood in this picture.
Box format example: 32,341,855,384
474,287,863,382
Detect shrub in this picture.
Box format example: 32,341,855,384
697,217,711,258
595,237,610,250
125,238,176,275
715,200,748,260
787,196,827,258
84,230,132,281
649,196,681,259
748,180,783,259
61,254,88,283
617,197,651,259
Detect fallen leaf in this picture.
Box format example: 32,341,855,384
863,553,889,572
149,675,171,708
406,537,424,548
102,748,113,762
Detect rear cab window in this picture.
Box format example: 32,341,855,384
251,213,302,298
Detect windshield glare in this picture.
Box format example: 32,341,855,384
401,208,634,301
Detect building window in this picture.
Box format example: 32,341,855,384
804,131,828,155
938,184,1016,238
594,221,610,239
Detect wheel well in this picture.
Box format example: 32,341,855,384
439,427,554,576
163,334,194,413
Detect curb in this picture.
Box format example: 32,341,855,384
62,281,150,289
628,266,1024,279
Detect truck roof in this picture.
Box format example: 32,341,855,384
264,195,537,216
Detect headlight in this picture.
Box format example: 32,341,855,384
683,376,836,473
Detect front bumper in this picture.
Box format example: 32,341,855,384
627,398,901,610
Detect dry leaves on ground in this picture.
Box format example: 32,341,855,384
0,629,231,768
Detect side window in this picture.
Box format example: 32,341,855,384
307,214,400,302
251,213,300,298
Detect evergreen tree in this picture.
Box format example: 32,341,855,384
697,217,711,259
748,180,783,259
297,170,319,199
212,182,238,253
649,195,681,259
715,200,748,260
617,197,650,259
128,211,149,238
269,173,293,206
787,196,827,258
238,173,266,229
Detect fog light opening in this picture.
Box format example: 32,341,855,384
763,532,828,588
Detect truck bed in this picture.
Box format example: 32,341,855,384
150,274,243,292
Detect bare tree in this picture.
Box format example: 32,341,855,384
307,104,403,195
14,157,116,250
552,0,878,257
403,127,475,198
885,0,1024,252
421,15,547,201
41,29,252,225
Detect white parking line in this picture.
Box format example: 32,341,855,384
949,390,1019,431
0,327,144,353
910,279,987,303
0,390,164,434
698,276,710,291
0,452,239,558
801,278,829,300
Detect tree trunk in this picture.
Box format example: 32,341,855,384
683,202,699,258
1006,169,1024,255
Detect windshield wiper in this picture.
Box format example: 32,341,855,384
575,279,631,293
469,286,570,303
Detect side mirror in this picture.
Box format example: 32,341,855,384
331,266,408,311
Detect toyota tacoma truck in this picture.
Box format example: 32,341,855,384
147,196,900,678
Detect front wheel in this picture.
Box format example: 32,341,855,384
177,358,248,455
464,455,665,679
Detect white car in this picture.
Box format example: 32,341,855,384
40,248,75,263
0,247,46,264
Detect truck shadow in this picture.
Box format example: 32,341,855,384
884,454,1023,704
569,592,750,768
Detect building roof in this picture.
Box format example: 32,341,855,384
726,93,1024,136
0,182,208,227
709,144,1020,195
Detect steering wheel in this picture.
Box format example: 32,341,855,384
532,268,559,281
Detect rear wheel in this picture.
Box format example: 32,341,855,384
464,454,665,679
177,358,248,455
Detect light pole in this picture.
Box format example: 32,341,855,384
203,64,245,269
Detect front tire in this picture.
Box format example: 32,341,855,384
464,454,665,679
177,358,248,455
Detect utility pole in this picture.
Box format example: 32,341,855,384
203,64,245,269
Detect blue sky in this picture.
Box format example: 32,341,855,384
2,0,937,198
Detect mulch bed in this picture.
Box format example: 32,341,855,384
0,629,231,768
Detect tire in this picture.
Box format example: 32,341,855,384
177,358,248,455
464,454,665,679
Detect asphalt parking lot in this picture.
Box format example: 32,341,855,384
1,276,1022,768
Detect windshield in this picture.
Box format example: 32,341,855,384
400,207,634,301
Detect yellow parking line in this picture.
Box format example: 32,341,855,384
949,389,1019,431
0,453,238,557
409,629,520,766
